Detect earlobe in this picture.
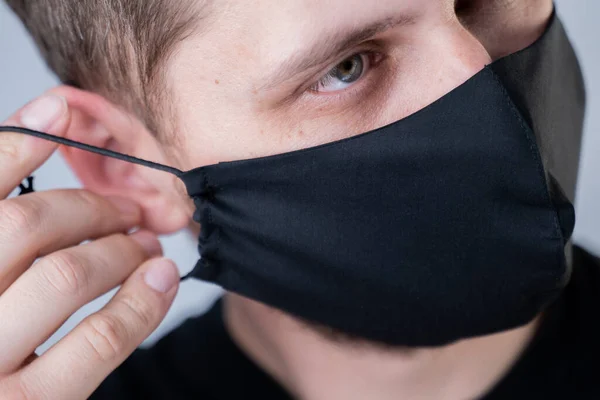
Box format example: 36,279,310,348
49,85,191,234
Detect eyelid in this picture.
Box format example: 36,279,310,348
309,52,384,94
264,41,388,110
294,41,386,96
299,53,390,111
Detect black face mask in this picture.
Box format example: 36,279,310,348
1,10,586,347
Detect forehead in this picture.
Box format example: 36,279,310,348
164,0,459,165
186,0,432,63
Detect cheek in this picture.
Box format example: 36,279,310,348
264,21,492,150
172,17,493,170
173,96,270,167
378,21,492,126
175,98,373,168
267,22,493,152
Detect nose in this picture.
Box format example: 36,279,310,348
428,20,494,95
380,18,493,123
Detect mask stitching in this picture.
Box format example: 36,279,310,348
489,68,569,287
202,170,221,280
488,69,564,240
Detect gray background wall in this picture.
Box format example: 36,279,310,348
0,1,598,350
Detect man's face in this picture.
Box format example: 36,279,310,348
46,0,549,379
157,0,492,351
165,0,491,171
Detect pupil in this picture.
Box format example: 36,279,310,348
341,60,354,72
335,55,363,83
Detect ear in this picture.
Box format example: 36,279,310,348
49,85,191,235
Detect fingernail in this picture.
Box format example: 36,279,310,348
20,95,67,131
106,196,140,217
144,258,178,293
130,230,163,257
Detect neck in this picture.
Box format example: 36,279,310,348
224,294,540,400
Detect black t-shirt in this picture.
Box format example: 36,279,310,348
91,244,600,399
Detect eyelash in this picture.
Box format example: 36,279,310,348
308,51,385,95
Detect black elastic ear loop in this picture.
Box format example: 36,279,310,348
0,126,198,281
0,126,184,177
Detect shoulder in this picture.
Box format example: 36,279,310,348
485,244,600,399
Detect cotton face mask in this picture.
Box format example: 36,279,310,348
1,10,585,347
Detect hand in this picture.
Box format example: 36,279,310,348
456,0,555,59
0,93,180,399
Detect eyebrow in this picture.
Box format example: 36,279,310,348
260,14,416,91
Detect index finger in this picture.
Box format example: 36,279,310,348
16,258,179,400
0,93,70,198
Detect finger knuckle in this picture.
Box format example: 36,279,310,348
2,374,37,400
73,188,99,207
116,233,148,262
0,130,25,163
74,189,103,214
0,199,43,239
78,189,115,227
112,233,132,250
118,294,157,328
81,313,128,362
40,251,89,297
0,140,20,161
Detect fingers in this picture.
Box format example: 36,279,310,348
0,94,71,198
0,230,162,374
0,190,142,293
16,258,179,400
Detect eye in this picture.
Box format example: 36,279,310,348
310,53,372,93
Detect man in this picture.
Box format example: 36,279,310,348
0,0,597,399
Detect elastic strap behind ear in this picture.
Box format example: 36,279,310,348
0,126,184,177
1,126,197,282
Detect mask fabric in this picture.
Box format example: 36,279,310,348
1,9,585,347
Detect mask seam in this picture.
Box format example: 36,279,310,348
488,68,568,281
204,171,221,277
488,70,561,234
